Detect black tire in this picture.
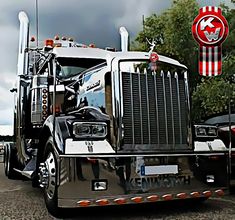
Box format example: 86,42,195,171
4,143,20,179
43,137,61,217
4,144,9,176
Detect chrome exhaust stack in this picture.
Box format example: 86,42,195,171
119,26,129,52
16,11,30,163
18,11,29,76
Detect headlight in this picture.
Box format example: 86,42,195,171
73,122,107,138
92,124,107,137
194,125,217,138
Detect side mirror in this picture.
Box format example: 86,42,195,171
10,88,17,93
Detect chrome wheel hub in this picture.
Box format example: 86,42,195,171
39,152,56,199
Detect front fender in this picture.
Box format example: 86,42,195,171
39,115,73,154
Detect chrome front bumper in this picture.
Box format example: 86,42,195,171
57,154,229,208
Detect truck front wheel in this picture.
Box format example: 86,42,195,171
40,137,60,217
4,143,19,179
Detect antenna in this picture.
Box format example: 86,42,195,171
35,0,39,48
142,15,145,33
146,38,156,54
142,15,147,49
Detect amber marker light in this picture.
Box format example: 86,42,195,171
54,35,60,40
147,195,159,202
203,191,212,198
190,192,200,198
162,194,173,201
96,199,109,206
55,105,61,113
89,43,96,48
215,189,224,197
176,193,187,199
77,200,91,207
131,196,143,203
45,39,54,47
113,198,127,205
30,36,35,42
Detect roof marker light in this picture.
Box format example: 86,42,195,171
54,35,60,40
45,39,54,47
89,43,96,48
30,36,35,42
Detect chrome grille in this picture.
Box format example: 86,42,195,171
122,71,188,150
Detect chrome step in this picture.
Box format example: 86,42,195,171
13,157,37,179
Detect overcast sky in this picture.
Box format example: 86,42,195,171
0,0,233,135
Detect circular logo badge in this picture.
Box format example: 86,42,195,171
196,15,225,45
150,52,159,63
192,8,229,46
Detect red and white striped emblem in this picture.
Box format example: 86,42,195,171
192,6,229,76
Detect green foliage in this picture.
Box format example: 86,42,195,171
192,78,235,122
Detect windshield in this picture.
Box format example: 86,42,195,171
56,57,106,79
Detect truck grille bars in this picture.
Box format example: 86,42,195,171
121,70,189,151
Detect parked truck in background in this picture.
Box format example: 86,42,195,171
4,11,230,217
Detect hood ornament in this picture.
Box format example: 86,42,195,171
146,38,156,54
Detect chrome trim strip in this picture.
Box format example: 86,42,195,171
59,152,228,158
145,71,151,144
184,71,192,147
161,71,168,145
129,69,135,145
168,71,175,147
153,73,160,145
118,65,124,147
138,71,143,144
111,60,122,150
111,69,118,148
175,72,182,144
